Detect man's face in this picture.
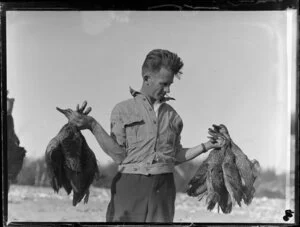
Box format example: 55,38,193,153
147,67,174,101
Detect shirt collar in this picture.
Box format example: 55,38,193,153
129,87,175,103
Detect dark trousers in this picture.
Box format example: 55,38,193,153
106,172,176,222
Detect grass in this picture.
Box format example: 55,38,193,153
13,157,293,200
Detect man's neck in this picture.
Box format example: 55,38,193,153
140,85,157,106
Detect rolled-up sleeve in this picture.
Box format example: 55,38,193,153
110,105,126,149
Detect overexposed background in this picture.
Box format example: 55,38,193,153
7,10,297,174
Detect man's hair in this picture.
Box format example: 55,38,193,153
142,49,184,78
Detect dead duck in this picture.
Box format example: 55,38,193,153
207,129,239,213
212,124,260,205
187,139,233,213
187,124,260,214
45,108,99,206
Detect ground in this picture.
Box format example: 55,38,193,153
7,185,295,224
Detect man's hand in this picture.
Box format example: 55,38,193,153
76,101,91,115
206,136,227,149
56,101,94,130
204,127,229,150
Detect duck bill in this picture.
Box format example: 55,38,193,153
56,107,73,122
56,107,68,116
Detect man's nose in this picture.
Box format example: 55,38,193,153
164,86,170,93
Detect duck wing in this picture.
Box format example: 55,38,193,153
205,149,227,211
59,124,87,206
45,137,72,194
230,141,260,205
71,134,99,206
218,186,232,214
222,147,243,207
211,148,232,214
186,160,209,197
60,124,83,172
206,166,219,211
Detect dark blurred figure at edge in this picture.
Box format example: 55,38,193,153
6,91,26,192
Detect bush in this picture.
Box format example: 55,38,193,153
92,161,118,188
254,167,292,199
174,161,200,192
16,157,50,187
13,157,295,199
15,157,118,188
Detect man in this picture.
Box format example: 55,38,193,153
59,49,225,222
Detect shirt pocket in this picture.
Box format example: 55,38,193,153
123,115,145,147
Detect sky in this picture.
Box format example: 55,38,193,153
6,10,297,174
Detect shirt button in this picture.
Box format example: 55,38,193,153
153,120,156,124
143,98,146,101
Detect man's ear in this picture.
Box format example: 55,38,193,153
143,74,151,84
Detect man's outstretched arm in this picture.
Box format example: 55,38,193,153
174,135,225,165
175,142,216,164
90,119,126,164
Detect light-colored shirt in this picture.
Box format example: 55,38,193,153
153,100,163,117
110,87,184,175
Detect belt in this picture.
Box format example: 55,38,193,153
118,162,174,175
